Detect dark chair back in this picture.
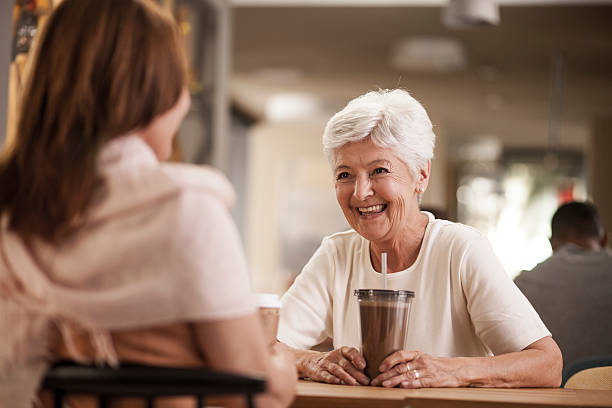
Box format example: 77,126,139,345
42,361,266,408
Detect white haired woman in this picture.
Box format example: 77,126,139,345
277,89,562,388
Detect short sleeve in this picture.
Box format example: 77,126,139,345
461,234,550,354
278,239,333,349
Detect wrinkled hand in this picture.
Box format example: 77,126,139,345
301,346,370,386
370,350,462,388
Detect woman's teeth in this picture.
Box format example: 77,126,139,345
358,204,386,215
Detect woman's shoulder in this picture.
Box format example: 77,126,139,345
317,229,367,260
322,229,364,247
97,136,235,213
158,162,235,208
92,161,235,221
140,163,238,237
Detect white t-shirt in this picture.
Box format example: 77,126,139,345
278,212,550,357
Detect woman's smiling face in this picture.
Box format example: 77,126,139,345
334,138,426,243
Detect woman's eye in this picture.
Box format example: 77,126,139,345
336,172,350,180
373,167,389,175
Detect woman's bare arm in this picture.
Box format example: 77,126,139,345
193,314,297,408
371,336,562,388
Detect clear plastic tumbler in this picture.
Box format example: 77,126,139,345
354,289,415,380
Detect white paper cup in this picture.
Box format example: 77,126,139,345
255,293,281,346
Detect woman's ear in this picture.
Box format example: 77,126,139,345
416,160,431,193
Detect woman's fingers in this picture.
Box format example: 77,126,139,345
316,369,342,384
400,376,428,389
308,348,370,385
338,357,370,385
326,362,359,385
331,347,369,385
378,350,419,372
370,350,433,387
382,372,411,388
341,346,366,370
368,350,462,388
377,367,427,388
370,361,411,386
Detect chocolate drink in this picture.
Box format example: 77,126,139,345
355,289,415,380
359,302,411,379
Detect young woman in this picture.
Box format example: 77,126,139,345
0,1,296,407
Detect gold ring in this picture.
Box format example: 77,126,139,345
414,370,420,379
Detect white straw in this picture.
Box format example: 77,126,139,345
382,252,388,289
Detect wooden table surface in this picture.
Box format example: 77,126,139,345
291,380,612,408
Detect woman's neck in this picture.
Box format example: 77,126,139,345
370,212,429,273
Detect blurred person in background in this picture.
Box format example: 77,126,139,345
278,89,562,389
515,201,612,368
0,1,296,407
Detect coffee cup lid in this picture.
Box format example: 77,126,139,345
255,293,281,308
354,289,415,300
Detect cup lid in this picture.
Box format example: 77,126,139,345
255,293,281,308
354,289,415,300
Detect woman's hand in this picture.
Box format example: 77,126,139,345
264,342,298,407
296,346,370,386
370,350,462,388
371,338,562,388
269,342,298,385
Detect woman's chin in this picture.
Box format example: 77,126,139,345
348,212,392,241
354,225,389,242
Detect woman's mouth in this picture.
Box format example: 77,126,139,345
357,204,387,216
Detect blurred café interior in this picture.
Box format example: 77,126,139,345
2,0,612,295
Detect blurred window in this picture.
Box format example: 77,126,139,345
456,148,586,277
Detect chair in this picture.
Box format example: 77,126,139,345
562,355,612,390
42,361,266,408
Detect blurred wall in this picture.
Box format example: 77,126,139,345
423,126,448,211
246,119,337,294
591,118,612,238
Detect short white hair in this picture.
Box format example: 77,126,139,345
322,89,435,176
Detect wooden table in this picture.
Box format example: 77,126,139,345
291,380,612,408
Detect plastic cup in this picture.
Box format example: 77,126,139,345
255,293,281,347
354,289,415,380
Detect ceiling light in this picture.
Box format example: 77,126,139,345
457,137,502,161
265,92,322,122
390,37,467,72
443,0,500,29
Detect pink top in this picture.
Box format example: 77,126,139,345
0,135,255,406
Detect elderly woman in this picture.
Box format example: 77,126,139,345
277,89,562,388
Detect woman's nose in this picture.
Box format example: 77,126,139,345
353,176,373,200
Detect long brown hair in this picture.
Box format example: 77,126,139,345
0,0,187,243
